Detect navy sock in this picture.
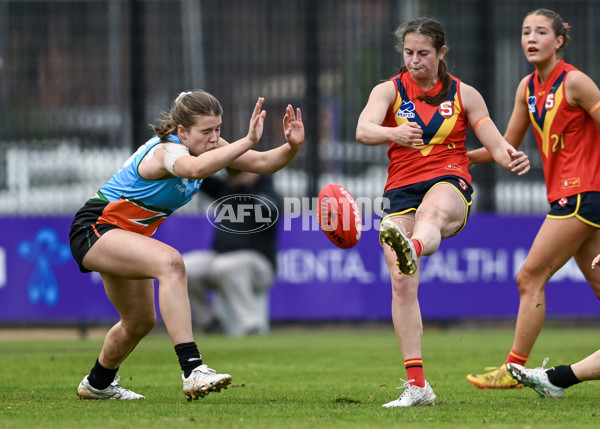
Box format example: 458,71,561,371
88,359,119,390
546,365,581,388
175,342,202,378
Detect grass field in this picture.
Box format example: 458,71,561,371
1,325,600,429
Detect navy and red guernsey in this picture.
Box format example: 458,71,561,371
382,71,471,192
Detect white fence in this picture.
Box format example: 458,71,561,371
0,141,549,215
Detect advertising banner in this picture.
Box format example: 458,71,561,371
0,214,597,323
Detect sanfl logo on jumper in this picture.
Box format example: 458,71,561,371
545,94,555,110
438,101,454,119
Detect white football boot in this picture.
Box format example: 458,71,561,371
382,379,436,407
182,364,232,401
77,375,145,400
506,359,565,398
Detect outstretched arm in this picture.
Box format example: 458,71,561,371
173,97,267,179
138,97,267,181
467,78,530,168
461,82,530,175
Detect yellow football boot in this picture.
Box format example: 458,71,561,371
467,364,522,389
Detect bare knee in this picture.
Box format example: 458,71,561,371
123,312,156,339
515,266,545,297
391,276,417,302
158,250,187,283
515,269,531,296
137,313,157,337
389,269,404,288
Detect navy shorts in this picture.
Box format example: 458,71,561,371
382,175,474,235
548,192,600,228
69,200,121,273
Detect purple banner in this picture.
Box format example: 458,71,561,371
0,214,598,323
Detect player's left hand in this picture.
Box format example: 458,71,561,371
507,148,530,175
283,105,304,150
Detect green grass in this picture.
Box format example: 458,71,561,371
1,326,600,428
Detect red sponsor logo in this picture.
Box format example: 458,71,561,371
445,164,463,172
561,178,581,189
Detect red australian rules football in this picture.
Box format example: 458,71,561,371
318,183,362,249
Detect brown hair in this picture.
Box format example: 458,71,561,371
150,90,223,142
525,9,571,58
394,17,452,106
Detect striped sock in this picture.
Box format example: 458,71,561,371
505,349,528,366
404,357,425,387
411,238,424,257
